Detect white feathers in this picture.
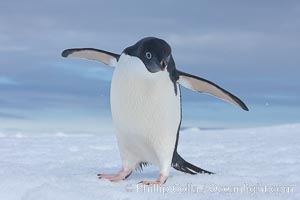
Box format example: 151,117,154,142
110,54,181,174
177,71,248,111
62,48,119,67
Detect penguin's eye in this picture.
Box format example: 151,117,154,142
145,52,152,59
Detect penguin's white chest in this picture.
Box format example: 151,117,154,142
110,54,181,166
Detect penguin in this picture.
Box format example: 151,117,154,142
62,37,248,185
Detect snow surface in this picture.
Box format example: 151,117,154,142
0,124,299,200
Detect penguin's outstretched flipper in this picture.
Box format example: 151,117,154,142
62,48,120,67
172,151,214,175
177,70,249,111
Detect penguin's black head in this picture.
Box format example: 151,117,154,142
123,37,172,73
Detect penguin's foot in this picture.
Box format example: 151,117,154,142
97,169,132,182
138,174,168,185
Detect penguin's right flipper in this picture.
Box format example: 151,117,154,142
61,48,120,67
172,151,214,175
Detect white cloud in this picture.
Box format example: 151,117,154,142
0,77,19,85
167,32,300,50
0,46,30,53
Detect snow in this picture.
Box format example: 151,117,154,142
0,124,299,200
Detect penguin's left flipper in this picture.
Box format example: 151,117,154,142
177,70,249,111
61,48,120,67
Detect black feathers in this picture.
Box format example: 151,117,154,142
135,162,150,172
123,37,179,95
167,55,180,95
172,151,214,175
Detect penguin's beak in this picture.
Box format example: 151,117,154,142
160,56,170,71
160,60,167,71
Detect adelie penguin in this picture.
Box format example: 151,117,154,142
62,37,249,185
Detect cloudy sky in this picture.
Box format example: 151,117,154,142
1,1,300,133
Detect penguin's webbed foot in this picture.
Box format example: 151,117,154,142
97,169,132,182
138,174,168,185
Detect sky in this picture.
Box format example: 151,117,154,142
1,0,300,134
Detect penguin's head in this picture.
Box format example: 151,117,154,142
123,37,172,73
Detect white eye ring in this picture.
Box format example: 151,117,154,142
145,52,152,59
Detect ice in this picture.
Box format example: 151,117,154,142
0,124,299,199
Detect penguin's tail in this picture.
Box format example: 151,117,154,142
171,151,214,175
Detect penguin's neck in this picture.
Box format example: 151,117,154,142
117,54,168,83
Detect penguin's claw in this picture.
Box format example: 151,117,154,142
97,174,116,179
138,174,168,185
138,180,163,185
97,169,132,182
